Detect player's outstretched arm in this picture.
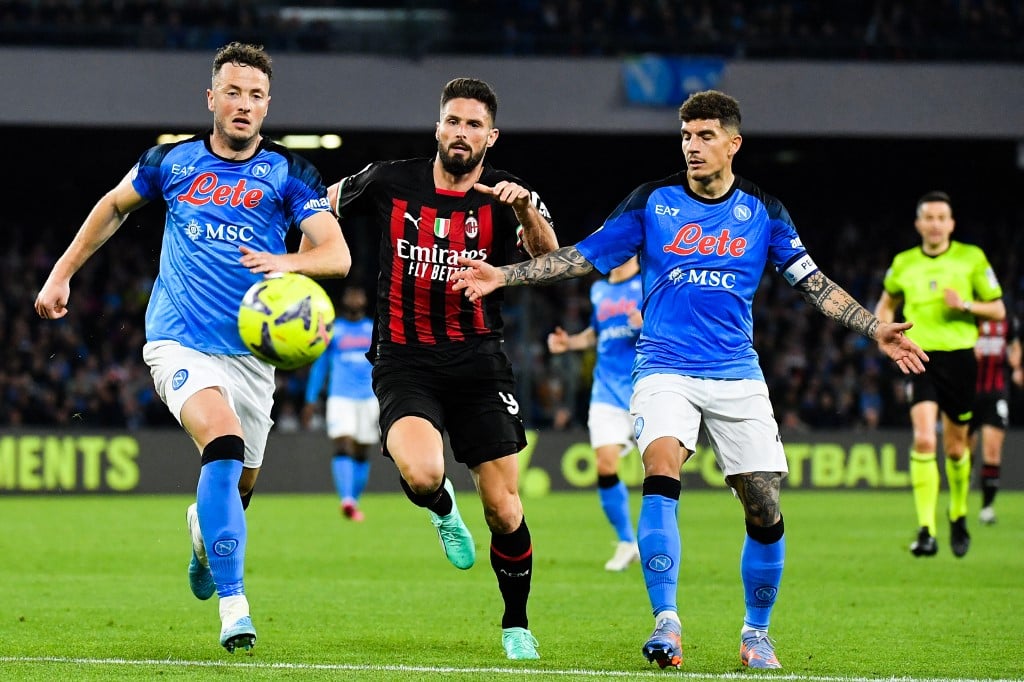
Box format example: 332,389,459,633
548,326,596,354
243,212,351,278
35,172,148,320
453,245,595,302
795,271,929,374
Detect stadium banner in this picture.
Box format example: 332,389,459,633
621,55,725,107
0,428,1022,496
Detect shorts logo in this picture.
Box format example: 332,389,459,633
213,539,238,557
171,369,189,390
647,554,673,572
733,204,752,221
499,392,520,415
634,416,645,440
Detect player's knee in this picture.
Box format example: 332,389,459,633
482,496,523,534
400,468,445,494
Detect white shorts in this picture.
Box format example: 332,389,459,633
630,373,788,478
325,396,381,444
143,340,275,468
587,401,635,453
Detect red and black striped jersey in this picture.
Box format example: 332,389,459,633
975,316,1019,395
336,158,553,350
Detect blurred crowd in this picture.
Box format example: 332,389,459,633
4,209,1020,432
0,0,1021,61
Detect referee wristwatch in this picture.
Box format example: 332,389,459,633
961,300,973,313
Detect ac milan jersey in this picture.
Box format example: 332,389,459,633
577,173,817,382
589,274,642,410
976,316,1019,396
131,134,332,354
336,158,552,348
305,316,375,402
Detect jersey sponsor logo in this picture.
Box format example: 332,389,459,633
251,162,271,178
184,218,256,243
465,214,479,239
303,196,331,212
655,204,680,216
664,223,747,257
596,297,638,322
668,267,737,289
733,204,752,221
396,238,487,282
171,164,195,177
177,172,264,208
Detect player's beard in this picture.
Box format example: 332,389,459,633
215,118,258,152
438,141,485,177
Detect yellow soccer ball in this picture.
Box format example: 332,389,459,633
237,273,335,370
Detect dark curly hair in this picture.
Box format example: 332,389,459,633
678,90,741,132
212,42,273,81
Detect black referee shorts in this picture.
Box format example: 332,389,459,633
907,348,977,424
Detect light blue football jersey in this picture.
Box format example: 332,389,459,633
577,173,817,382
305,316,375,402
131,135,332,354
589,274,642,410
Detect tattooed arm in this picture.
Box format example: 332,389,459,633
795,271,929,374
452,245,595,301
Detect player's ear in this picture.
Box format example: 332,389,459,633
207,89,215,113
487,126,499,148
435,122,441,141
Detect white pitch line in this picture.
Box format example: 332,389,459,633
0,657,1015,682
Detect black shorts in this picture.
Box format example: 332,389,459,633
372,338,527,468
907,348,977,424
970,390,1010,432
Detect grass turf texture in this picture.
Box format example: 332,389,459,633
0,490,1019,681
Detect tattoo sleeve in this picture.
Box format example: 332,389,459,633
503,245,595,287
796,272,879,339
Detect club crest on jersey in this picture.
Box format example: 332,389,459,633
251,162,271,178
465,214,478,239
433,218,450,238
733,204,752,221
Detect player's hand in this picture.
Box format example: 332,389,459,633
876,321,929,374
474,181,532,213
35,278,72,320
452,257,503,302
547,327,570,354
628,308,643,330
239,245,291,275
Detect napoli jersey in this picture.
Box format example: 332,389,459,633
577,173,817,381
305,316,375,401
590,274,642,410
131,134,332,354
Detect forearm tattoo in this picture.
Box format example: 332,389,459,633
728,471,782,526
503,245,594,287
797,272,879,339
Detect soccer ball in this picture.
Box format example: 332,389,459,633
237,273,335,370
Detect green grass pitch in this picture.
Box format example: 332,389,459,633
0,489,1020,681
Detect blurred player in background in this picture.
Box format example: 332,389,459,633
453,89,928,671
547,256,642,571
876,191,1004,558
303,285,378,521
34,42,351,652
970,314,1022,525
322,77,558,660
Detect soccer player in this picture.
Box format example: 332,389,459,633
302,285,379,521
452,89,928,671
322,78,558,660
34,42,351,652
876,191,1005,558
547,256,642,571
970,314,1021,524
